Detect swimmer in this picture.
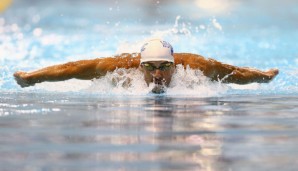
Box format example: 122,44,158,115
14,39,279,93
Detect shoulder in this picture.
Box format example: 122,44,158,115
95,53,140,64
173,53,207,65
112,53,141,68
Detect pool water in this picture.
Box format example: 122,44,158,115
1,0,298,170
1,93,298,171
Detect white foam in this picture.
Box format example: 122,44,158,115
90,65,228,96
85,68,150,95
29,65,229,97
168,65,228,96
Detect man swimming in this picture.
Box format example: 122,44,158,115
14,39,279,93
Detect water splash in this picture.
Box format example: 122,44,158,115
17,66,229,97
86,68,150,95
87,66,230,96
168,65,228,96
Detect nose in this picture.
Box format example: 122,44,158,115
152,69,162,78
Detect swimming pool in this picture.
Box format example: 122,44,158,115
1,0,298,170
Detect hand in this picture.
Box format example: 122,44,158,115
267,68,279,80
13,71,34,88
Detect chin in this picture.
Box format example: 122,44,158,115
151,84,166,94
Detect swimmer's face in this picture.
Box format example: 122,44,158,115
140,61,175,93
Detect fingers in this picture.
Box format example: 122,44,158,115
13,71,25,78
13,71,33,88
271,68,279,76
264,68,279,82
268,68,279,78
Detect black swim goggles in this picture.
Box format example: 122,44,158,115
141,62,173,71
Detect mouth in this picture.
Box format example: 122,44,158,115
151,84,166,94
150,77,167,94
153,78,165,85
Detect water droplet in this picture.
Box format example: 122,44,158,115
33,28,42,37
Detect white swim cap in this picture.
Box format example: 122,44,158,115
140,39,174,63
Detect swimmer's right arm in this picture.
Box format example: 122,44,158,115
14,58,106,88
13,53,141,88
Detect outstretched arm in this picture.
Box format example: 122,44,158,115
174,53,279,84
14,53,140,87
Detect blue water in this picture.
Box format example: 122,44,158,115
1,0,298,170
1,92,298,171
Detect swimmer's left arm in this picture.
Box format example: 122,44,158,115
176,53,279,84
206,59,279,84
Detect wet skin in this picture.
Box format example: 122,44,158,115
140,61,175,93
13,53,279,89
